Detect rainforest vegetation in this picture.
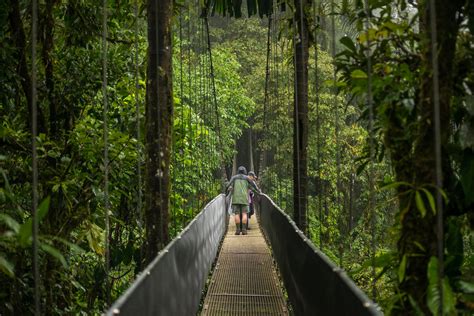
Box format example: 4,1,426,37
0,0,473,314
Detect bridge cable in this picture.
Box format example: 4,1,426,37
204,14,228,181
189,7,197,216
261,16,272,180
330,0,343,267
273,5,283,206
204,19,212,196
31,0,40,313
201,14,210,196
198,16,205,210
285,34,293,212
293,0,303,234
313,0,323,250
134,0,143,242
428,0,444,312
184,5,192,227
101,0,111,304
170,8,182,236
362,0,377,300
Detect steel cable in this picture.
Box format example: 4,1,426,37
134,0,143,236
31,0,40,313
204,15,227,181
362,0,377,300
330,0,343,267
313,0,323,250
428,0,444,313
101,0,110,304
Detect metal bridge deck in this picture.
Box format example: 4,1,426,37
202,214,288,315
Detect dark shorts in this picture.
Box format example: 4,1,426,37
232,204,249,215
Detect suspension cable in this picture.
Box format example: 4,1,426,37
428,0,444,312
293,1,302,234
101,0,110,304
330,0,343,267
204,15,227,181
362,0,377,300
198,17,205,209
134,0,142,232
31,0,40,313
313,0,323,250
179,8,186,226
261,16,272,174
189,7,197,215
184,5,192,227
205,21,212,196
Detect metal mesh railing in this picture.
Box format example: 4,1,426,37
107,194,228,316
258,194,383,316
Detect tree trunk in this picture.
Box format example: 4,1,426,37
43,0,58,137
8,0,46,133
144,0,173,264
236,128,252,171
293,0,309,235
396,0,463,313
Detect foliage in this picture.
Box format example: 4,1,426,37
336,0,474,313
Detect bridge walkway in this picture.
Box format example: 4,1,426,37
202,214,288,315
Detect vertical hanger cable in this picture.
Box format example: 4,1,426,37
31,0,40,313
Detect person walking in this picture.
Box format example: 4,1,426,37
226,166,261,235
247,171,258,230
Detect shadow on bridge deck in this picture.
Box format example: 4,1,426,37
202,214,288,315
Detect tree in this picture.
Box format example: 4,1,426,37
292,0,311,235
397,0,465,312
336,0,472,313
144,0,173,264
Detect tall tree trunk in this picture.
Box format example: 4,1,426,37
144,0,173,264
43,0,58,137
293,0,309,235
396,0,463,313
236,128,252,171
8,0,46,133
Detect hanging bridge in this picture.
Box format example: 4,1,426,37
10,0,456,313
107,194,382,315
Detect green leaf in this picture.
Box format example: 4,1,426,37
40,243,68,268
442,279,456,315
340,36,356,53
427,257,440,315
458,280,474,294
408,295,425,316
0,214,20,233
19,196,51,247
0,255,14,278
415,191,427,217
38,196,50,221
399,254,407,283
420,188,436,214
351,69,368,79
427,257,456,315
19,220,32,247
382,21,403,32
380,181,411,191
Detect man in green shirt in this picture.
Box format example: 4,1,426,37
226,166,261,235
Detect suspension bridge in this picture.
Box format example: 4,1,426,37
99,5,382,314
8,0,456,314
106,194,381,315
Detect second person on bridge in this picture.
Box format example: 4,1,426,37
226,166,261,235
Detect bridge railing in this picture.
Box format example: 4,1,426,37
107,194,228,316
258,194,383,316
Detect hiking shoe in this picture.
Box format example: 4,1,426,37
235,230,241,235
242,230,247,235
